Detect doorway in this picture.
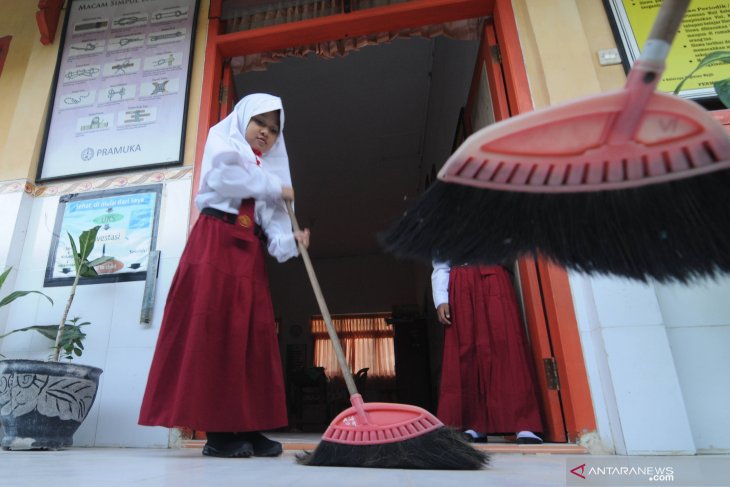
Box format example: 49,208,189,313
234,34,480,431
193,0,596,445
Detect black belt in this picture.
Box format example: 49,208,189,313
201,207,238,224
201,207,266,241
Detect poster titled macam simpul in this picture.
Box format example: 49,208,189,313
38,0,199,181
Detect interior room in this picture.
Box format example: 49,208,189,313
233,34,481,431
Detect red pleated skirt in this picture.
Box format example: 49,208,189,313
138,213,287,432
437,265,543,434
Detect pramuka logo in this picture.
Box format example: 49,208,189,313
81,144,141,160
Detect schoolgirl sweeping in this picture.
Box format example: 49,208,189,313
139,94,310,458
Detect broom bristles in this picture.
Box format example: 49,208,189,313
297,427,489,469
380,170,730,284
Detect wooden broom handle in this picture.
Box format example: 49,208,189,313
647,0,690,44
285,200,359,397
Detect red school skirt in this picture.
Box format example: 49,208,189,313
138,208,287,432
437,265,543,434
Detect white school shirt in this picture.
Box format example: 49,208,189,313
195,93,298,263
431,261,451,308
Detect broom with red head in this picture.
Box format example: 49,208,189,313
380,0,730,284
285,202,487,470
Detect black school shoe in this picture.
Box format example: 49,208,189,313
239,432,283,457
516,431,543,445
462,429,488,443
203,432,254,458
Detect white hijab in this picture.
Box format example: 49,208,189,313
196,93,299,262
200,93,292,188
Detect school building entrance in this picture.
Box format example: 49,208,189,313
191,0,597,447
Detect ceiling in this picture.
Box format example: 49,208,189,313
234,36,478,259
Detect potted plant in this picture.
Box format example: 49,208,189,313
0,226,113,450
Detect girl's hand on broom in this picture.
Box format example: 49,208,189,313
295,228,310,249
437,303,451,326
281,189,309,248
281,186,309,249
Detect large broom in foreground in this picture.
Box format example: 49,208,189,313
286,202,487,470
381,0,730,284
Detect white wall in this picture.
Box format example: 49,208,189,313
570,271,730,455
655,279,730,454
0,186,33,336
0,177,191,448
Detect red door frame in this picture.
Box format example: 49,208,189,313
463,17,568,443
492,1,596,442
193,0,596,443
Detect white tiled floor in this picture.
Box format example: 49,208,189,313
3,443,729,486
2,447,569,487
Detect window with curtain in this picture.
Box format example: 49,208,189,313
311,312,395,379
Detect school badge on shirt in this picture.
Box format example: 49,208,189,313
238,214,252,228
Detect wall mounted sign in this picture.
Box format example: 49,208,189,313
37,0,199,182
45,184,162,287
604,0,730,101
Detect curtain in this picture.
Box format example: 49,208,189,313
223,0,482,74
311,313,395,379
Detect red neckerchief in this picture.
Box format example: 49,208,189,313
252,148,262,166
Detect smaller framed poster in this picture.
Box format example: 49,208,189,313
45,184,162,287
603,0,730,103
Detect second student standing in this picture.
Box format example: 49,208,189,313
432,262,543,444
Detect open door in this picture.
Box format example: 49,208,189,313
461,17,567,443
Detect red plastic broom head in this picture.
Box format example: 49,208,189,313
439,85,730,193
438,0,730,193
322,394,444,445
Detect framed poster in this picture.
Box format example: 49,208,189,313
45,184,162,287
604,0,730,102
37,0,200,182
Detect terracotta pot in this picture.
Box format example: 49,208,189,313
0,359,102,450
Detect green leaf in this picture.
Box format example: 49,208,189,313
715,78,730,109
0,267,52,309
78,226,101,262
79,263,99,278
0,324,59,341
68,232,82,273
0,323,88,356
695,51,730,70
88,256,114,267
0,290,53,308
0,267,11,289
673,51,730,95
